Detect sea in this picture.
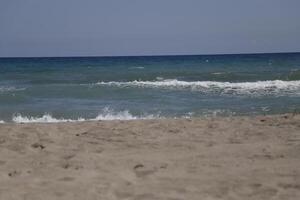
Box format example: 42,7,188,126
0,53,300,123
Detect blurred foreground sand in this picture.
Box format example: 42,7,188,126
0,114,300,200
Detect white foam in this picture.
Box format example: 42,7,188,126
12,114,86,123
0,86,26,93
96,79,300,96
96,79,300,89
0,120,5,124
202,109,236,117
211,72,225,75
94,107,158,120
12,108,159,123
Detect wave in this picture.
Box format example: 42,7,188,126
95,79,300,89
211,72,225,75
129,66,145,70
0,86,26,93
93,107,159,121
12,108,159,123
12,114,86,123
95,79,300,96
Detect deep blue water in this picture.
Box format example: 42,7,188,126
0,53,300,122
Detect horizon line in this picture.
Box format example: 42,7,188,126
0,51,299,59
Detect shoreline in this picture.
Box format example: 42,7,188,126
0,114,300,199
1,112,300,124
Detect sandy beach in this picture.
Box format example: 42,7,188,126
0,114,300,200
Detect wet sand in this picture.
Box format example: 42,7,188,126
0,114,300,200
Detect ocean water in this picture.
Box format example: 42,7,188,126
0,53,300,123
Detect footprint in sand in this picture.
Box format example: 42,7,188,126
8,170,21,177
31,142,45,150
133,163,163,178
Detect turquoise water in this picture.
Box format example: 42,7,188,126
0,53,300,122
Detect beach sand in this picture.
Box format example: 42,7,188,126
0,114,300,200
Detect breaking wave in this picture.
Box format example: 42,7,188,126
96,79,300,96
12,108,159,123
0,86,26,93
12,114,86,123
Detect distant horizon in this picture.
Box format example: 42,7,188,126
0,51,299,59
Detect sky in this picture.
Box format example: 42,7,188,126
0,0,300,57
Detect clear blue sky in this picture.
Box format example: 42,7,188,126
0,0,299,57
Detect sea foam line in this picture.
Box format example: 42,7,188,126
0,86,26,93
12,109,159,123
96,79,300,89
95,79,300,95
